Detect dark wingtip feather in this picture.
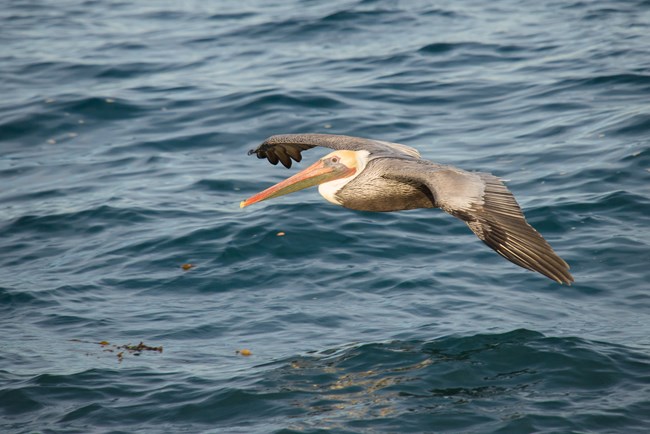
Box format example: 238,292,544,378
267,152,279,165
464,174,574,285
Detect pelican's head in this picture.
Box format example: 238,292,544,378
240,150,365,208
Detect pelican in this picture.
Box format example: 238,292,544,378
241,134,573,284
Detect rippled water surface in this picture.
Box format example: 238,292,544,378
2,1,650,433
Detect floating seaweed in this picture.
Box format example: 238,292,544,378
119,342,163,353
70,339,163,362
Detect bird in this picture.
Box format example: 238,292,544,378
241,133,573,284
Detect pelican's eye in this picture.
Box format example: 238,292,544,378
330,156,340,164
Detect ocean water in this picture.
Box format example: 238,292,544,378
2,0,650,432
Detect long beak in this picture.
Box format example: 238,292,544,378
240,159,353,208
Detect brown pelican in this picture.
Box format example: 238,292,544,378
241,134,573,284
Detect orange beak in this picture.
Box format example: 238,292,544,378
240,159,354,208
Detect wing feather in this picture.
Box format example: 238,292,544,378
381,161,573,284
248,133,420,168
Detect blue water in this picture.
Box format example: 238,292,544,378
2,1,650,432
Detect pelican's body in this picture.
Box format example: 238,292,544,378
321,158,435,211
241,134,573,284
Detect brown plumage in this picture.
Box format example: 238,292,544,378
244,133,573,284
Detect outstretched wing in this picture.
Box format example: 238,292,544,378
382,160,573,284
248,133,421,168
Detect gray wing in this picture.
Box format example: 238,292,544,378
383,160,573,284
248,133,421,168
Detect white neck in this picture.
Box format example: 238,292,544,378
318,150,370,205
